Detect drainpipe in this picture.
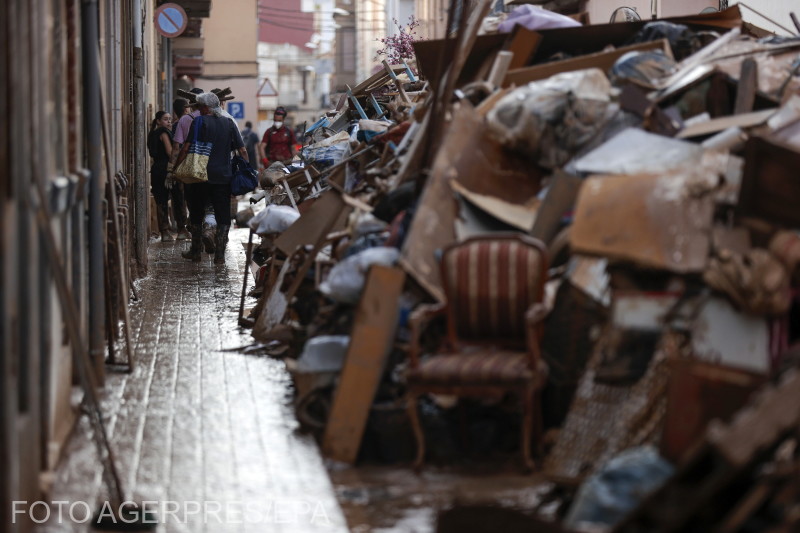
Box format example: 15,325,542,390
133,0,148,275
81,0,105,382
166,37,173,109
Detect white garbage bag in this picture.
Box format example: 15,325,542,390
248,204,300,235
319,247,400,304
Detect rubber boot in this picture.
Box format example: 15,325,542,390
157,203,174,242
181,225,202,262
173,185,189,240
202,223,216,254
214,225,230,264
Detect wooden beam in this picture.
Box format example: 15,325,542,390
322,266,406,464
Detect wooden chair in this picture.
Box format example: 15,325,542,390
405,234,549,471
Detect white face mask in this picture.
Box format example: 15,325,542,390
273,121,283,129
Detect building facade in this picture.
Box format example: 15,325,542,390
259,0,338,131
195,0,260,129
0,1,211,531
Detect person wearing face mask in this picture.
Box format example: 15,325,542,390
258,106,297,166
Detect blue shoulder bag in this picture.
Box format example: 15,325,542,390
230,154,258,196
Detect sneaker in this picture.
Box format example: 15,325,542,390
176,228,191,241
161,231,174,242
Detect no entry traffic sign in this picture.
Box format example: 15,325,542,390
154,3,188,38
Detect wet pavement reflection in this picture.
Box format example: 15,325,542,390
36,228,348,533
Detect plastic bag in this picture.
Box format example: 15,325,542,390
610,50,676,89
486,68,613,170
296,335,350,373
248,204,300,235
319,247,400,304
565,446,673,529
351,212,389,238
497,5,581,33
301,142,349,169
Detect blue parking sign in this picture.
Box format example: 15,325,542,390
227,102,245,119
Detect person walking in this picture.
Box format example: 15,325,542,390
241,121,260,169
171,92,248,264
147,110,182,242
258,106,297,166
164,98,190,240
170,88,217,253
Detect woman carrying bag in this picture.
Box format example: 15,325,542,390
171,92,248,264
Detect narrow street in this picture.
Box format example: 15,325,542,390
7,1,800,532
38,228,348,533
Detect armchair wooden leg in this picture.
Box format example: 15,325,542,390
520,387,535,473
406,392,425,471
533,388,544,459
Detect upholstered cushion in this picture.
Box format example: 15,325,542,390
407,351,535,386
441,238,546,342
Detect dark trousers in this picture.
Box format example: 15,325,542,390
188,182,232,227
151,166,187,229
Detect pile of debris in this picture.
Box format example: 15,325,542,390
236,4,800,531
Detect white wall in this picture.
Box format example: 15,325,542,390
587,0,719,25
728,0,796,36
193,76,260,129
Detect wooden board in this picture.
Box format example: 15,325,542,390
413,33,507,94
734,57,758,115
660,360,765,463
274,190,350,256
350,64,408,96
677,109,775,139
529,5,740,65
737,136,800,228
530,170,582,245
504,26,543,70
322,266,406,464
252,259,291,342
571,173,714,273
504,39,670,88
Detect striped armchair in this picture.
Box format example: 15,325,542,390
405,234,549,471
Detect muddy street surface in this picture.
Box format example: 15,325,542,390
37,228,348,533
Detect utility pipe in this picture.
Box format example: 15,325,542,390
81,0,106,381
133,0,148,274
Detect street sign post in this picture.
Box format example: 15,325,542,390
154,3,188,38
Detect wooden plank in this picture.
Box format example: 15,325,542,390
571,173,714,273
530,170,582,245
660,360,765,463
274,190,349,256
504,39,670,87
677,109,775,139
350,64,406,96
504,26,542,70
251,259,291,342
736,136,800,228
413,33,507,94
322,266,406,463
734,57,758,114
